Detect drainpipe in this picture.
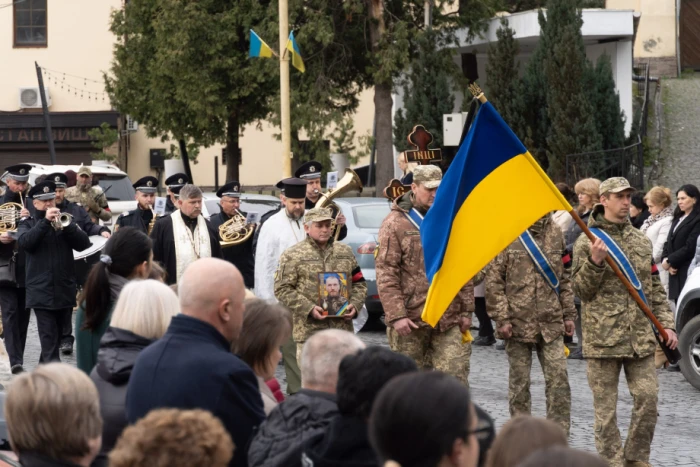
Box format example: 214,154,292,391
677,0,681,76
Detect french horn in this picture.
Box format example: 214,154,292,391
219,210,255,248
0,202,22,233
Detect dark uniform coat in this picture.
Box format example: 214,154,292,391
210,210,255,288
0,188,33,287
114,207,154,235
149,212,223,285
18,215,91,310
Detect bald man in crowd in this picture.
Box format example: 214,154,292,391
248,329,365,467
126,258,265,467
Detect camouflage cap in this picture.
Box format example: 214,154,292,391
77,165,92,177
599,177,635,195
413,165,442,189
305,207,334,223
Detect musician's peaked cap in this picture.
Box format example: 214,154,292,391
133,176,159,194
165,173,189,188
413,165,442,189
77,166,92,177
278,177,307,199
295,161,322,180
29,181,57,200
46,172,68,188
217,181,241,199
4,164,32,182
599,177,635,195
305,207,334,223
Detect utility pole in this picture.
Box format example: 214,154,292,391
424,0,433,28
279,0,292,178
35,62,57,165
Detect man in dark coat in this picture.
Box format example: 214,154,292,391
47,172,111,356
126,258,264,467
164,173,189,215
0,164,33,374
295,161,348,241
150,184,222,285
248,329,365,467
210,181,255,288
114,176,159,236
18,181,91,363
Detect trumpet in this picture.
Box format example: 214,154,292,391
51,211,73,231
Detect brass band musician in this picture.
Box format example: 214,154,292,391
164,173,189,216
115,176,160,235
209,181,255,289
294,161,348,241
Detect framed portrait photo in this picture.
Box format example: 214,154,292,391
318,272,350,318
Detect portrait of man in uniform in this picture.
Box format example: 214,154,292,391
318,272,349,317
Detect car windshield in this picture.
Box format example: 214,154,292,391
352,204,391,229
97,176,135,201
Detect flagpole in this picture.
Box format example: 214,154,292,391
279,0,292,178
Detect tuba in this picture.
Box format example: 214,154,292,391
0,203,22,233
219,210,255,248
315,168,363,240
51,212,73,231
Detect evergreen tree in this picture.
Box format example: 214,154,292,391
393,30,457,152
485,18,525,140
590,53,626,150
501,0,604,12
543,0,601,180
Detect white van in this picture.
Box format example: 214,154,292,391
24,163,137,230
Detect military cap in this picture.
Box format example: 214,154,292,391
295,161,322,180
28,181,56,200
217,181,241,199
599,177,635,195
305,207,334,223
165,173,189,189
413,165,442,189
132,176,158,194
77,166,92,178
278,177,307,199
4,164,32,182
46,172,68,188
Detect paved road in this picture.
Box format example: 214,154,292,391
2,313,699,465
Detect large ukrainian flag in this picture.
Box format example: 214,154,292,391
420,102,573,326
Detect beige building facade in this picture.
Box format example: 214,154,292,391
0,0,375,189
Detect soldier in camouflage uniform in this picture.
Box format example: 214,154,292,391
486,212,576,435
376,165,474,386
274,207,367,367
572,177,678,467
64,166,111,224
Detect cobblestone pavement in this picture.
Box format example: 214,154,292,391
658,73,700,192
2,314,698,465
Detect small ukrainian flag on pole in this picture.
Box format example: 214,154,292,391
286,31,305,73
249,29,274,59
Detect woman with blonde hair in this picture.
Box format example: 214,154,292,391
397,153,418,185
565,178,600,359
641,186,674,293
89,279,180,466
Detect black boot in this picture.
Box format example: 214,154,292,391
473,335,496,346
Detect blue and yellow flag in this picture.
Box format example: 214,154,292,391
286,31,305,73
249,30,274,58
420,102,573,326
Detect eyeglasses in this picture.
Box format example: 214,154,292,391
468,424,493,441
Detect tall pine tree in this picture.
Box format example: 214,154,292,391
590,53,626,150
485,18,525,139
543,0,601,180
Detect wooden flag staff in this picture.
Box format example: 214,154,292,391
467,83,680,363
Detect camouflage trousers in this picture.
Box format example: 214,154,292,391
586,355,658,467
505,335,571,436
281,336,301,394
387,324,471,386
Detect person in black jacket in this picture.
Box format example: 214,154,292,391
301,347,417,467
126,258,263,467
210,181,255,288
90,279,180,466
0,164,33,374
248,329,365,467
662,184,700,303
44,172,112,356
18,181,91,363
114,176,159,235
164,173,189,216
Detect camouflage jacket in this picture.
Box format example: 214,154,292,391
572,206,675,359
376,192,474,332
486,215,576,343
274,237,367,343
65,186,111,222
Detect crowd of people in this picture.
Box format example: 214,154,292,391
0,158,694,467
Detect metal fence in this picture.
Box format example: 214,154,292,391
565,63,649,189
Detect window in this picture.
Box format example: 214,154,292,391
14,0,47,47
352,204,391,229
